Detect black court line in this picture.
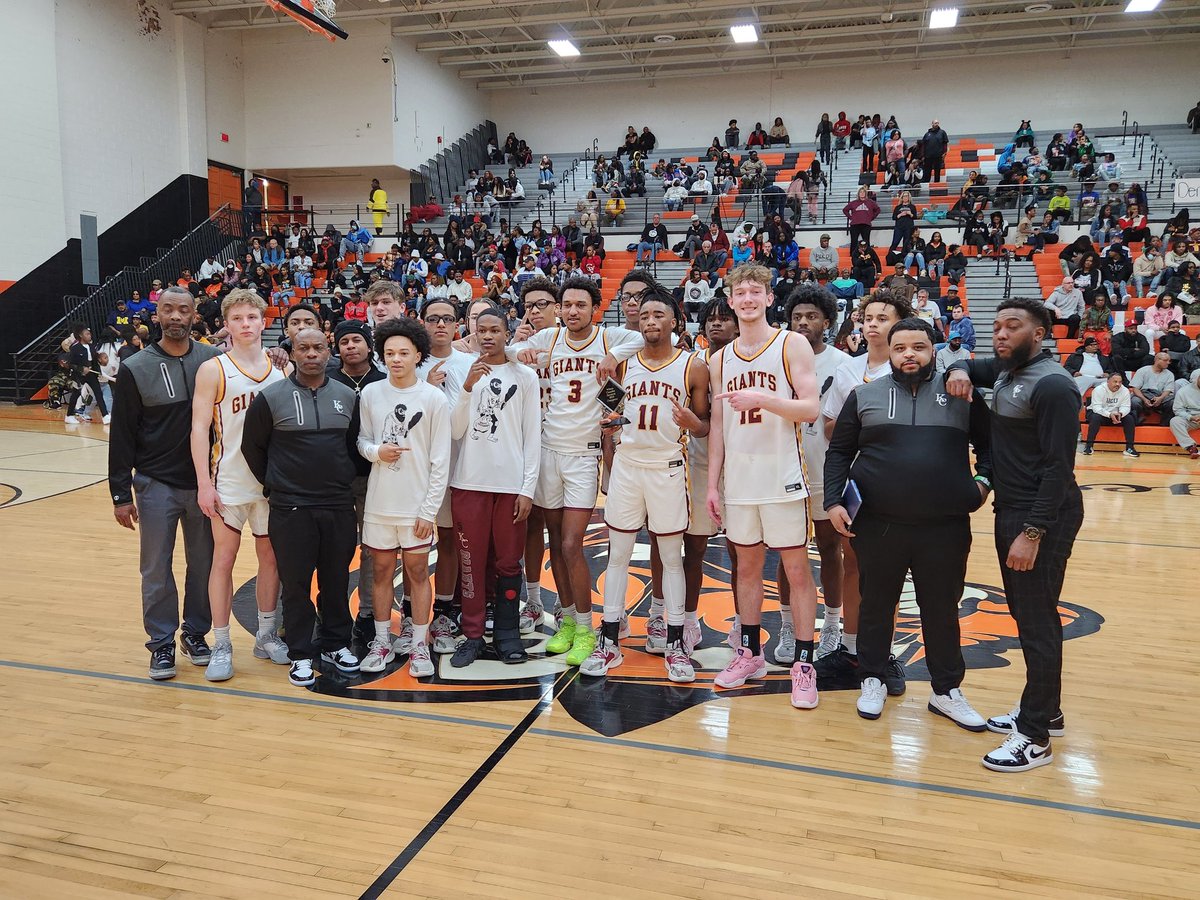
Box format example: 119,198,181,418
358,668,578,899
2,658,1198,836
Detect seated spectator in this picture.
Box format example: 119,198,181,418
809,233,839,280
768,117,790,147
604,190,626,226
832,112,851,150
1100,247,1134,304
447,270,473,305
693,240,723,286
615,126,639,159
1072,254,1103,303
261,239,285,271
1119,202,1150,243
1166,261,1200,298
678,215,710,260
852,241,882,289
705,138,723,161
935,330,971,372
708,222,731,268
512,256,545,289
911,289,943,335
746,122,768,149
1082,294,1116,355
340,221,372,262
680,268,715,321
690,169,714,198
739,151,767,191
731,234,753,266
1046,184,1072,222
882,263,918,302
1141,294,1184,348
198,255,223,280
829,268,864,308
1097,152,1122,183
724,119,740,148
1082,372,1139,457
1169,370,1200,459
904,227,928,275
1130,352,1177,425
1044,276,1085,338
580,245,603,282
664,179,689,212
1133,247,1165,297
1160,320,1192,370
1065,335,1116,397
105,299,137,341
633,215,669,267
637,127,656,154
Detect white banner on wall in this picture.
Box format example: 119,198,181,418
1173,177,1200,205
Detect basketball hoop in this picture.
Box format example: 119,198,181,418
265,0,348,41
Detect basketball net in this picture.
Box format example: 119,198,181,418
265,0,340,42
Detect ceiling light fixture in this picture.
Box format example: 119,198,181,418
730,24,758,43
547,39,580,57
1124,0,1161,11
929,7,959,28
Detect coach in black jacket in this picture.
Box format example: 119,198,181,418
242,328,362,684
825,318,992,729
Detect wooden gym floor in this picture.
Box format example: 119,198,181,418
0,405,1197,899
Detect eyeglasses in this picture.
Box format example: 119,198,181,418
618,291,647,304
424,314,456,324
528,299,555,310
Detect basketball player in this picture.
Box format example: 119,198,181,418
357,317,451,677
816,288,913,694
514,278,560,634
366,280,406,329
417,297,476,654
773,285,848,664
511,277,644,666
583,288,709,682
190,289,286,682
706,264,821,708
449,308,541,666
684,297,739,655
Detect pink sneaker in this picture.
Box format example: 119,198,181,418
683,619,702,654
726,616,742,651
715,647,767,688
790,661,818,709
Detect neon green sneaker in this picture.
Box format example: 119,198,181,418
565,626,598,666
543,617,577,655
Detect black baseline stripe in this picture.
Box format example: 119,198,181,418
358,668,577,899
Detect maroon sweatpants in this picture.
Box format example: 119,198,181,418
451,489,527,639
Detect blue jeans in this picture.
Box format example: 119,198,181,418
295,272,312,289
904,252,926,271
1133,273,1162,296
927,259,944,277
340,238,369,260
665,199,682,211
539,171,554,184
636,241,663,264
1103,279,1129,299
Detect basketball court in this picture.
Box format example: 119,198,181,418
1,406,1197,898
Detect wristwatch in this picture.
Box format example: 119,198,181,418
1022,524,1047,542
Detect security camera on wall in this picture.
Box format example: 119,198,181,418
381,47,392,64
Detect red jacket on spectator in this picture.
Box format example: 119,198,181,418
344,300,368,321
581,253,603,276
709,228,731,255
833,114,852,138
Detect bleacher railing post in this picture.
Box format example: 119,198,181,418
1121,110,1128,145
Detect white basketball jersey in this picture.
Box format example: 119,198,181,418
619,349,693,466
688,346,718,471
718,329,807,505
542,326,612,456
212,352,283,505
801,344,850,482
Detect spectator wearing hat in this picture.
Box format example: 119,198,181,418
1111,319,1151,372
1064,335,1116,398
342,289,368,323
1044,276,1085,338
340,221,372,262
198,256,223,281
1081,372,1138,457
810,234,839,281
403,249,429,288
935,330,972,371
679,215,710,260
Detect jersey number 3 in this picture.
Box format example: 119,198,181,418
566,379,583,403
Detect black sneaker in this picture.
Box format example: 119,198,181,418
884,655,907,696
451,637,487,668
351,615,374,660
813,645,859,688
1080,446,1093,455
179,632,211,666
149,645,176,681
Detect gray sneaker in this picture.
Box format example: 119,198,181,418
772,618,796,665
254,630,290,664
817,615,842,659
205,643,234,682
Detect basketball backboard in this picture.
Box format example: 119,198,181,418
265,0,348,41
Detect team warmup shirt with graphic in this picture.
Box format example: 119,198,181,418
821,354,891,424
619,349,695,466
510,324,643,456
450,361,541,497
803,345,851,481
211,352,284,505
717,329,808,505
357,378,450,525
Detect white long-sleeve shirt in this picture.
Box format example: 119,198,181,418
357,378,450,524
450,362,541,497
1088,382,1130,417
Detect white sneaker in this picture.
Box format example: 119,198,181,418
683,619,702,654
644,614,667,654
430,614,461,654
360,638,395,673
982,732,1053,773
619,611,631,639
101,414,111,425
519,601,545,634
205,643,234,682
726,616,741,651
288,659,315,687
772,617,796,665
253,630,290,664
551,599,563,629
857,677,886,720
392,616,414,655
928,688,987,732
986,705,1066,737
408,641,435,677
665,643,695,683
320,646,360,673
817,614,841,658
579,636,623,677
64,415,80,425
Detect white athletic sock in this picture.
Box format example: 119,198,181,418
649,597,665,619
257,610,275,633
214,625,231,646
657,536,685,627
824,606,842,625
526,583,542,608
685,610,699,625
413,622,430,645
435,593,454,607
574,609,592,629
604,530,637,624
843,632,858,654
374,620,391,643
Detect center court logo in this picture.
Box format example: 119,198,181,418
233,520,1104,737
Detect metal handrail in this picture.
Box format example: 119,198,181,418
1121,110,1129,145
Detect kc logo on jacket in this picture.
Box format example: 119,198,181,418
233,519,1103,737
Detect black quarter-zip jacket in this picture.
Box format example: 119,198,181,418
825,370,993,524
108,340,223,505
242,373,360,508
